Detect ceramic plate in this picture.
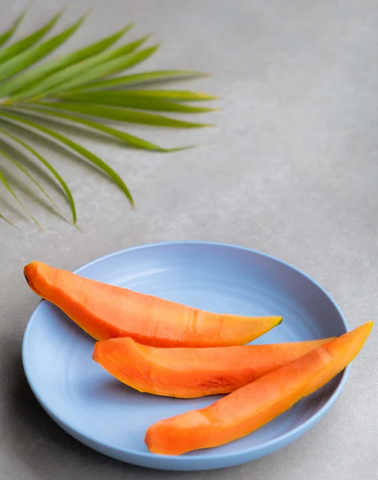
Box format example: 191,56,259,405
22,241,349,471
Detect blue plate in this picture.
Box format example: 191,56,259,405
22,241,349,471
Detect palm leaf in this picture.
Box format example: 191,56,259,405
0,11,62,63
28,102,213,128
0,142,72,224
1,25,133,100
75,89,219,101
0,124,77,222
0,211,17,227
69,70,209,92
0,7,28,49
8,33,148,102
0,163,43,229
16,105,184,152
0,110,134,205
28,43,159,101
0,8,217,228
45,91,216,113
0,14,86,83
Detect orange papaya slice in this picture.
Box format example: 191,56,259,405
93,336,333,398
24,261,282,347
145,322,373,454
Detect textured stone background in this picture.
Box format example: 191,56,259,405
0,1,377,479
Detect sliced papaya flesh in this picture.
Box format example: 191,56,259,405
93,336,333,398
24,261,282,347
145,322,373,455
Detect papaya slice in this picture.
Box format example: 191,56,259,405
93,336,333,398
145,322,373,455
24,261,282,347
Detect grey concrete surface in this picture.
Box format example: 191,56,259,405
0,0,377,479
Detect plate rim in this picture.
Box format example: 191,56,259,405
22,240,350,470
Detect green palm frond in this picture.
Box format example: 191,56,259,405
0,25,133,99
0,124,77,223
0,142,72,226
0,163,43,230
0,10,62,63
0,7,28,49
69,70,211,92
0,9,217,228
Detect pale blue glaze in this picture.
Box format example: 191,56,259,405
22,241,349,471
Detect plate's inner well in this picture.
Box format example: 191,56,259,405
23,242,347,470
